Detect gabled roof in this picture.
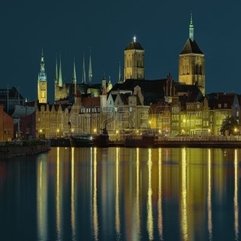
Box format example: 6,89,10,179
180,38,203,54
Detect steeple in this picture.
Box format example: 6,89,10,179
38,49,47,81
82,55,86,84
58,56,63,87
55,57,58,84
37,49,48,103
189,13,194,41
88,52,93,83
72,59,77,96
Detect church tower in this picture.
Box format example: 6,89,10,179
124,36,144,81
178,15,205,95
37,50,47,103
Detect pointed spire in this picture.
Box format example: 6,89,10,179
88,51,93,83
58,55,63,87
189,12,194,41
38,49,47,81
55,57,58,84
72,58,77,84
73,59,77,96
82,55,86,84
40,48,45,72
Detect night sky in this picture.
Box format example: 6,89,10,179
0,0,240,102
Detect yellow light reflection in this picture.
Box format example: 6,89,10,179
56,147,62,239
133,147,140,241
115,147,120,235
234,149,239,241
71,147,76,239
37,159,48,241
158,148,163,240
181,147,188,241
147,148,153,240
207,149,212,241
92,147,98,241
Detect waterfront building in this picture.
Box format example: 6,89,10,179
178,14,205,96
0,105,14,141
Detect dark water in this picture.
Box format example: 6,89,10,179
0,147,240,241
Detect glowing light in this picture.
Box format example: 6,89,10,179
133,35,137,42
39,129,43,133
116,130,119,134
56,128,60,133
93,128,97,133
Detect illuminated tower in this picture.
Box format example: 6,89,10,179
124,36,144,81
37,50,48,103
178,14,206,95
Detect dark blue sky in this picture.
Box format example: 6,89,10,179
0,0,240,101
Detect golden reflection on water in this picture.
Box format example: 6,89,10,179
92,147,98,241
147,148,153,240
207,149,213,241
35,147,241,241
181,147,188,241
234,149,239,241
158,148,163,240
56,147,62,239
115,147,120,235
71,147,76,240
37,158,48,241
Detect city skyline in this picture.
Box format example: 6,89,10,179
0,0,240,101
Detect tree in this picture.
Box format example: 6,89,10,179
220,116,239,136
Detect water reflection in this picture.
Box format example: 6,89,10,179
158,148,163,240
92,147,98,241
207,149,213,241
2,147,241,241
180,148,188,241
37,157,48,241
234,149,239,241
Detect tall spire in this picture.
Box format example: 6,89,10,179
55,57,58,84
38,49,47,81
189,12,194,41
88,51,93,83
72,59,77,95
58,55,63,87
82,55,86,84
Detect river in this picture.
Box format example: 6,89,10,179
0,147,240,241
